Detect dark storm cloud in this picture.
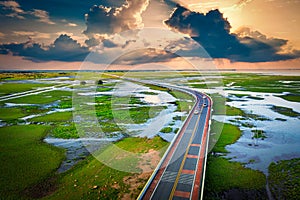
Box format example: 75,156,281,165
0,34,90,62
83,0,149,37
165,4,300,62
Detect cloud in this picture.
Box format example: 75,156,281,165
234,0,254,9
83,0,149,37
0,32,5,38
0,0,25,19
30,9,55,24
0,1,55,24
102,39,118,48
164,4,300,62
67,23,77,27
0,34,90,62
112,48,178,65
85,37,101,47
13,31,51,39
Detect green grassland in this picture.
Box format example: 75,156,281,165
2,72,298,200
0,72,75,80
0,124,168,199
268,158,300,200
0,83,55,96
277,94,300,102
116,136,169,154
221,73,300,94
31,112,73,123
188,73,300,103
0,125,65,199
210,121,242,153
209,93,244,116
204,120,267,199
42,137,168,200
169,90,195,113
2,90,72,105
0,107,27,120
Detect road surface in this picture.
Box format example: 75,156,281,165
137,87,212,200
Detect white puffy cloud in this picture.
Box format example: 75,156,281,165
84,0,149,37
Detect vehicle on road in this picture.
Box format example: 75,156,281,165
194,110,199,114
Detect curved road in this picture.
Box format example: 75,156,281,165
137,86,212,200
102,74,213,199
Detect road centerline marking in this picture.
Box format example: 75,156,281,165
168,106,203,200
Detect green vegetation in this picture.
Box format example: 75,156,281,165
3,90,72,104
204,120,267,199
0,72,75,80
160,127,173,133
248,96,264,100
268,158,300,200
30,112,73,123
275,118,287,121
96,87,113,92
0,83,54,96
277,94,300,103
111,96,146,106
0,125,65,199
205,157,267,199
169,90,194,113
234,94,248,98
56,100,72,109
251,129,267,139
174,128,179,134
116,136,169,154
44,156,132,200
0,107,27,120
44,137,168,200
94,94,166,128
209,93,226,115
210,93,244,116
271,105,300,118
143,84,169,91
51,124,78,139
222,73,300,94
210,121,242,153
139,91,158,95
114,106,166,124
225,105,244,116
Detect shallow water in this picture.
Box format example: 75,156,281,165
44,137,122,173
212,90,300,174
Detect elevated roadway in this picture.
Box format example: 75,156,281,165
137,86,212,200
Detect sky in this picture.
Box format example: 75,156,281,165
0,0,300,70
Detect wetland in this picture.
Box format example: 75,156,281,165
0,71,299,199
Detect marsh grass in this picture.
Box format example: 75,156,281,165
277,94,300,103
271,105,300,118
268,158,300,200
43,137,168,200
0,83,54,96
31,112,73,123
4,90,72,104
204,121,267,199
0,125,65,199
